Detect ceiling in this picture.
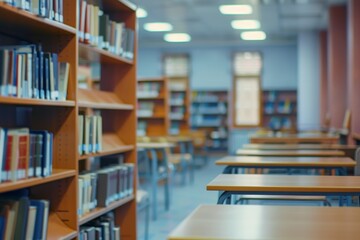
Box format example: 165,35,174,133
133,0,347,47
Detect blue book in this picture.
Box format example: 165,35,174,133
30,199,49,240
0,216,5,239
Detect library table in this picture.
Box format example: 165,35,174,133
207,174,360,205
250,133,339,144
168,204,360,240
216,156,355,175
137,142,174,220
242,143,358,159
236,149,345,157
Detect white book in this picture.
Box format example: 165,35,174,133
91,116,97,153
41,200,50,240
25,206,37,240
96,115,102,152
27,53,32,98
58,62,70,101
78,115,84,155
78,178,84,216
113,227,120,240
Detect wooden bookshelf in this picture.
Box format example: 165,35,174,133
137,77,170,136
262,90,297,132
168,76,191,135
0,0,137,239
191,90,229,151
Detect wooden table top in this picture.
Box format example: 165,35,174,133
250,133,339,144
168,204,360,240
207,174,360,193
215,156,355,167
137,142,175,149
242,143,358,150
236,149,345,157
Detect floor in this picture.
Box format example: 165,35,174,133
137,154,225,240
136,154,352,240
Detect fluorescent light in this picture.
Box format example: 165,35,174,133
144,22,173,32
164,33,191,42
241,31,266,40
231,20,260,29
137,8,147,18
219,5,252,15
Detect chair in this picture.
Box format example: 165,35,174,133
137,141,171,221
188,130,208,166
137,149,150,240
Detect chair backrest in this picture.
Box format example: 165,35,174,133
354,147,360,176
342,109,351,130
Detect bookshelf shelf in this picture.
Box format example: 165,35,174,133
79,195,134,225
0,169,76,194
0,3,76,37
78,133,134,160
262,90,297,131
79,43,133,65
47,213,77,240
78,89,133,110
137,77,170,136
102,0,137,11
191,90,229,151
0,96,76,107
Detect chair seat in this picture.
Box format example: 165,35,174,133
168,153,192,164
137,189,149,203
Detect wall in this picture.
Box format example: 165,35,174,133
297,31,321,131
137,44,298,91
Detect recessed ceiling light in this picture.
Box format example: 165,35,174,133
144,22,173,32
241,31,267,40
219,5,253,15
164,33,191,43
231,20,260,29
137,8,147,18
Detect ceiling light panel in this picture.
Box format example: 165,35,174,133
137,8,148,18
231,20,260,29
164,33,191,42
241,31,267,40
219,4,253,15
144,22,173,32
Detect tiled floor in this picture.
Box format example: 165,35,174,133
137,155,225,240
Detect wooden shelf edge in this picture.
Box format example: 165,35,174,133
79,43,133,64
47,213,77,240
78,145,135,160
138,78,165,82
0,169,76,193
0,3,76,34
79,195,134,225
0,96,75,107
78,101,133,110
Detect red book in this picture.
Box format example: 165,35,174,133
3,133,14,182
17,128,29,180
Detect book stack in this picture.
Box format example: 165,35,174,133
170,122,180,135
137,102,155,117
137,121,147,136
78,0,135,60
78,172,97,216
0,190,50,240
170,92,185,105
78,114,103,155
1,0,65,23
137,82,161,98
0,45,70,100
79,212,120,240
78,163,134,215
0,128,53,182
170,106,185,120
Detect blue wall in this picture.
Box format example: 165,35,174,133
137,44,298,91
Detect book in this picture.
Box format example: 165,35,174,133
25,205,37,240
58,62,70,101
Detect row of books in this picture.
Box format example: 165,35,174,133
1,0,64,23
78,163,134,216
79,212,120,240
267,117,293,130
137,82,162,98
170,92,185,105
0,190,49,240
78,0,135,60
191,115,222,126
192,92,227,102
78,114,103,155
137,102,155,117
264,100,294,114
169,81,186,91
137,121,147,136
170,106,185,120
170,122,180,135
0,45,70,100
191,104,227,114
0,128,53,183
